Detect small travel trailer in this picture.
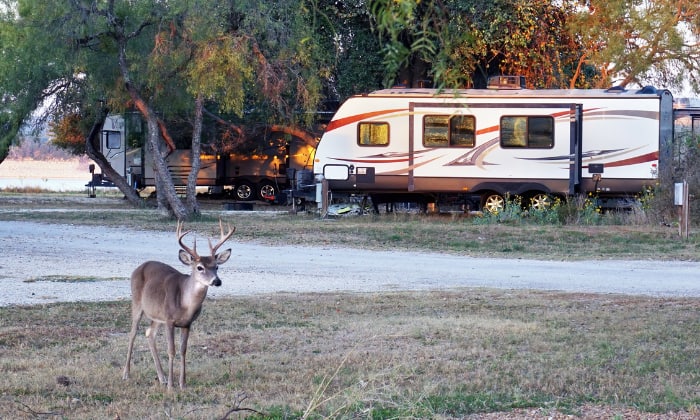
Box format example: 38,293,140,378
311,77,674,212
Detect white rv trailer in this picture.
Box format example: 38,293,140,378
95,113,317,201
313,81,674,211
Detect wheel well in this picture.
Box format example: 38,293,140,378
258,178,277,188
523,190,552,199
234,178,254,186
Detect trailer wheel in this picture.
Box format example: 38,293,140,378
258,181,277,201
529,193,552,210
482,193,505,214
234,181,255,201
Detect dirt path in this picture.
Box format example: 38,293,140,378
2,221,700,306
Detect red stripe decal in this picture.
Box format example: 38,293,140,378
326,109,406,132
594,152,658,168
476,125,498,135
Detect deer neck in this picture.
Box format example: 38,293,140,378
179,276,210,314
183,276,209,302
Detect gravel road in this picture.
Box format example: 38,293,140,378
2,221,700,306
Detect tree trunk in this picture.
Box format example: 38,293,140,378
145,127,170,215
85,110,145,207
143,111,189,219
185,95,203,215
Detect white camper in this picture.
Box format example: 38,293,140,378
313,80,674,211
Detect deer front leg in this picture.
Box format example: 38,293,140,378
164,323,176,390
146,321,167,385
179,327,190,389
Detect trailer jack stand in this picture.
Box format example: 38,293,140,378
88,164,97,198
592,173,601,193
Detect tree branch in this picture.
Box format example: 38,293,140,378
202,107,244,140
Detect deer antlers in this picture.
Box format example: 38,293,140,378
176,219,235,258
176,221,198,258
209,219,236,254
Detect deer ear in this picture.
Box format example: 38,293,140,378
179,249,194,266
216,249,232,264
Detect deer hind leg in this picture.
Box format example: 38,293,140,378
146,321,167,385
179,327,190,389
122,307,143,380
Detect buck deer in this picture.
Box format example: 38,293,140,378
122,220,235,390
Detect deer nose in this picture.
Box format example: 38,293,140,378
212,278,222,287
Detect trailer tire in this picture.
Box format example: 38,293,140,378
258,181,277,201
234,181,255,201
482,193,505,214
528,193,552,210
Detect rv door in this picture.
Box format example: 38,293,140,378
569,104,583,195
101,115,127,178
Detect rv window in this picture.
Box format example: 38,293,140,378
358,122,389,146
528,117,554,148
423,115,475,148
450,115,475,147
500,116,553,148
424,116,449,147
105,131,122,149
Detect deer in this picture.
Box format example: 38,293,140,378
122,219,235,390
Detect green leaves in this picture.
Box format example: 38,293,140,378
370,0,440,87
185,35,254,117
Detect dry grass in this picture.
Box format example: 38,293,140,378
1,290,699,419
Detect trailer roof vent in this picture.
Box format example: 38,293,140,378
636,86,657,94
487,75,526,90
605,85,626,93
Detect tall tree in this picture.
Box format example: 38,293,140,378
566,0,700,93
0,0,340,219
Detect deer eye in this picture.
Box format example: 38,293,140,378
196,265,205,272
